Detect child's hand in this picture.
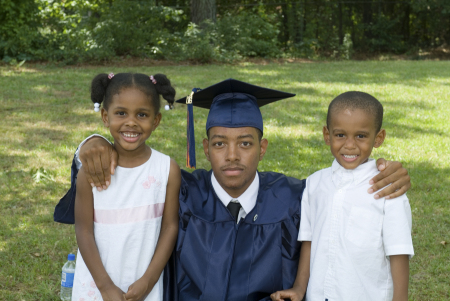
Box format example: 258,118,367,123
124,277,152,301
270,287,305,301
100,284,126,301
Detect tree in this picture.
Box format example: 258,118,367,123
191,0,216,25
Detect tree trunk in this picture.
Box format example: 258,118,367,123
298,0,304,43
362,0,373,41
191,0,216,25
338,2,343,45
403,4,410,42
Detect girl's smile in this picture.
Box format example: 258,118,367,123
120,131,142,143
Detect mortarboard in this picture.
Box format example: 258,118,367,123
176,78,295,168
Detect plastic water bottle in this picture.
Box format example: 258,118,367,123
60,253,76,301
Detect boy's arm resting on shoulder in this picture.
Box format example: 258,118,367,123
369,158,411,200
125,159,181,301
78,135,117,191
270,241,311,301
75,168,125,300
390,255,409,301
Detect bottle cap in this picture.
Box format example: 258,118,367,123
68,254,75,261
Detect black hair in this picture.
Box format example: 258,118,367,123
206,128,263,141
90,73,176,113
327,91,384,132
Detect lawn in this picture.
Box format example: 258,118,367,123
0,60,449,300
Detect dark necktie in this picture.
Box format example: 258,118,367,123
227,201,242,222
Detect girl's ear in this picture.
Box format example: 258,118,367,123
374,129,386,148
152,112,162,129
101,108,110,128
323,126,331,145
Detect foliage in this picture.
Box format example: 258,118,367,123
1,0,450,62
216,12,281,58
91,2,187,58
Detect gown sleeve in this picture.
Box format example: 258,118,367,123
163,169,197,301
53,134,110,224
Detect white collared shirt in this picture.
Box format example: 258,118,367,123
299,159,414,301
211,172,259,224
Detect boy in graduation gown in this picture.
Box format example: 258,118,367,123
55,79,411,301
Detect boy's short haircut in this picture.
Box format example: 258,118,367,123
327,91,384,132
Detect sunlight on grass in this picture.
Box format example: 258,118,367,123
0,61,449,300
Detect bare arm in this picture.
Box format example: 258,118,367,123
75,168,125,301
78,137,118,191
125,158,181,301
369,159,411,200
390,255,409,301
270,241,311,301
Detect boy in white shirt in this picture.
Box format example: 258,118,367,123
271,91,414,301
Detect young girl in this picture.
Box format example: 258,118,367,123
72,73,180,301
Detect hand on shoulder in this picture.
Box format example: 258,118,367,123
369,158,410,200
79,136,118,191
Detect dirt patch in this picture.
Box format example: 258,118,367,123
4,47,450,69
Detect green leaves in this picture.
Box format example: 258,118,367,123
30,167,55,184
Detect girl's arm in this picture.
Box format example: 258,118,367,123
75,168,126,301
390,255,409,301
270,240,311,301
125,158,181,301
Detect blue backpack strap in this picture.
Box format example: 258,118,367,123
53,153,78,224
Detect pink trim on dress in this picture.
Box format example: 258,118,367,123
94,203,165,224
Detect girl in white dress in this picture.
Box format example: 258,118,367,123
72,73,180,301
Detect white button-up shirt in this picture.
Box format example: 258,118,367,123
211,172,259,223
299,159,414,301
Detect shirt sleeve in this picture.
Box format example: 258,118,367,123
74,134,111,169
382,194,414,258
298,177,312,242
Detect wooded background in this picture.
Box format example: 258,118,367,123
1,0,449,63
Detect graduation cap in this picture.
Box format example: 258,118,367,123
175,78,295,169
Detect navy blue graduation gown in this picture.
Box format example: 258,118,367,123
54,157,305,301
175,169,305,301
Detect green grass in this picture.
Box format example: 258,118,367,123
0,61,449,300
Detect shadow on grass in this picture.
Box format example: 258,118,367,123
0,170,75,300
232,61,450,87
405,161,450,299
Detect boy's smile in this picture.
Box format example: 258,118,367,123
323,108,386,169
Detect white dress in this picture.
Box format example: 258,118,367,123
72,149,170,301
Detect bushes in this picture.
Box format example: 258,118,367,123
2,0,450,63
157,13,281,63
216,12,281,58
0,1,282,63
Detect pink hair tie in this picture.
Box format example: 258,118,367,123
150,75,157,84
108,73,114,79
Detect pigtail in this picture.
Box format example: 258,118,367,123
90,73,113,108
152,74,176,109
